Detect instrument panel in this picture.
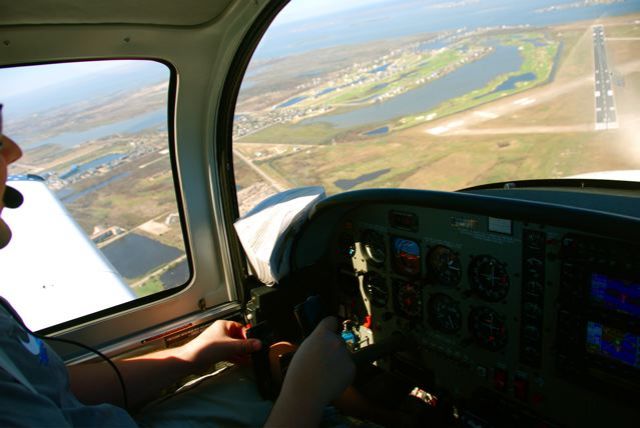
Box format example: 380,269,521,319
313,197,640,427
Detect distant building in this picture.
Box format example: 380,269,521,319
91,226,126,244
165,213,180,225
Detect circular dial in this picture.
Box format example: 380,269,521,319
364,272,389,308
427,246,462,286
362,230,386,264
395,281,422,319
469,307,508,351
428,293,462,333
469,255,510,301
392,238,421,276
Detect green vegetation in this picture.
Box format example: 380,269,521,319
67,155,180,234
396,37,559,130
240,122,341,145
133,276,164,297
324,49,464,105
266,130,639,194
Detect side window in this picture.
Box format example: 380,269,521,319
0,60,190,330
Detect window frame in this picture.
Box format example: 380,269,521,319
218,0,290,305
0,58,197,335
0,0,279,359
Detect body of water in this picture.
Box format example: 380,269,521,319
30,109,165,149
419,39,449,52
491,72,537,93
101,233,183,280
304,43,523,128
364,126,389,136
370,83,389,92
316,87,337,97
160,259,190,289
61,153,127,179
335,168,391,190
277,96,308,108
370,64,390,74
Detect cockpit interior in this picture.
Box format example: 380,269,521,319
267,184,639,427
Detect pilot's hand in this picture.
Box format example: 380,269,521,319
285,316,355,404
184,320,261,369
266,316,355,427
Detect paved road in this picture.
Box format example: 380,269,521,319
449,124,594,136
233,148,287,192
592,25,618,130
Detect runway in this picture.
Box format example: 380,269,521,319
592,25,618,130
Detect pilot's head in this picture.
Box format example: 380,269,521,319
0,104,23,249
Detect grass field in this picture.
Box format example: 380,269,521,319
133,277,164,297
67,153,180,234
265,129,638,194
234,153,264,189
240,122,341,145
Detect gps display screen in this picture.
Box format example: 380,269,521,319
590,273,640,317
586,321,640,369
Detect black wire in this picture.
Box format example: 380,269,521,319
0,297,129,411
39,335,129,411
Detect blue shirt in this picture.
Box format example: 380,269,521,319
0,298,136,427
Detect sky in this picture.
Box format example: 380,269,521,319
274,0,392,24
0,60,135,100
0,0,586,100
0,0,385,98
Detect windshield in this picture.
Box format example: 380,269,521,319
234,0,640,214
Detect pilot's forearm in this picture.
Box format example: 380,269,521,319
68,346,194,409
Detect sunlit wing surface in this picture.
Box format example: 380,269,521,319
0,177,135,331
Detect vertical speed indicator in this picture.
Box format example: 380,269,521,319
469,255,510,302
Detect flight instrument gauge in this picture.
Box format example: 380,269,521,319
427,245,462,286
428,293,462,333
362,230,386,265
469,306,508,351
395,280,423,319
392,237,421,276
364,272,389,308
469,255,510,301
